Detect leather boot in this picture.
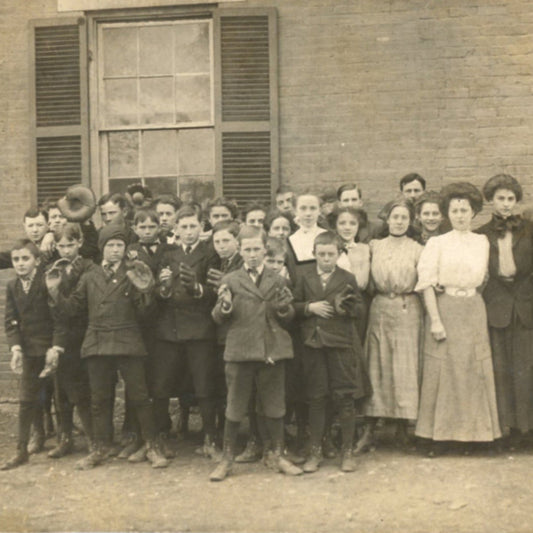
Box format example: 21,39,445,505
158,433,176,459
322,431,337,459
235,437,262,463
1,443,29,470
210,439,235,482
118,433,142,459
146,442,170,469
266,444,303,476
353,423,375,456
340,447,357,472
28,429,45,455
199,434,222,461
75,443,107,470
303,445,322,473
128,443,148,463
48,433,74,459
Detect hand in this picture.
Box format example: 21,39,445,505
158,266,173,288
40,232,56,261
430,320,447,342
207,268,224,289
179,262,197,293
45,264,63,295
308,301,334,319
126,260,155,293
218,284,232,310
39,347,60,378
333,285,357,316
273,286,293,313
10,348,23,375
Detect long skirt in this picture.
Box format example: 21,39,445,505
415,293,501,442
364,293,422,420
490,320,533,434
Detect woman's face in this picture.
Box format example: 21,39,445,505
492,188,517,218
268,216,291,239
448,198,474,231
417,202,442,234
336,212,359,243
387,206,410,236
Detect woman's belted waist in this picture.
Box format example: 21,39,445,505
377,291,416,299
443,286,476,297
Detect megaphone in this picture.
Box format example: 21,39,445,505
57,184,97,222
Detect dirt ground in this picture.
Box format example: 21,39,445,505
0,402,532,533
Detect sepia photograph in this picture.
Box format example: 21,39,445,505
1,0,533,532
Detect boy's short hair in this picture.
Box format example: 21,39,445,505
97,192,130,210
399,173,426,191
23,207,48,222
266,236,287,258
176,204,201,223
313,230,342,252
133,207,160,226
11,238,40,258
336,183,362,201
212,219,240,239
243,201,266,220
152,193,182,212
207,197,239,220
275,184,294,196
53,222,83,243
238,224,267,246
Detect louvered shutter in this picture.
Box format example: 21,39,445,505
29,18,89,206
214,8,278,207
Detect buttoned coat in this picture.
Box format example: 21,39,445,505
5,266,66,356
212,266,294,363
477,217,533,329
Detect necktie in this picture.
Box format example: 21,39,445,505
144,244,155,256
220,258,229,272
248,267,259,285
103,263,114,280
185,245,192,255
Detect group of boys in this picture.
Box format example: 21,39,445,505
0,173,428,481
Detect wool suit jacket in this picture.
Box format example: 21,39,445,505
126,241,176,275
55,261,152,357
212,266,295,363
477,217,533,329
155,241,217,342
293,264,365,349
5,266,66,356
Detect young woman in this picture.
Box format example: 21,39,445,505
415,182,501,453
414,191,444,245
477,174,533,447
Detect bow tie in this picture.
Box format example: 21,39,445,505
492,214,522,237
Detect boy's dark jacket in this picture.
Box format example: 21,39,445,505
53,261,152,357
212,265,294,363
292,264,364,348
5,265,66,356
155,241,217,342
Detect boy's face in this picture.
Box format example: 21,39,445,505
209,206,232,227
339,189,363,208
177,215,201,246
56,236,82,262
156,203,177,232
296,195,320,229
268,216,291,240
48,208,67,233
320,201,336,216
240,237,266,269
314,243,339,273
245,209,266,228
265,253,285,274
213,229,238,259
102,239,126,264
336,212,359,243
134,217,159,243
276,192,295,214
100,201,126,226
23,214,48,244
11,248,39,278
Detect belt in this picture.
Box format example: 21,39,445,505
379,292,414,299
444,287,476,297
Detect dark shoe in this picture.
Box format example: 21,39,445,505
1,448,29,470
128,444,148,463
235,438,262,463
340,449,357,472
118,438,142,459
303,445,322,473
158,433,176,459
75,447,107,470
28,431,45,455
146,442,170,469
322,433,337,459
210,459,232,481
48,434,74,459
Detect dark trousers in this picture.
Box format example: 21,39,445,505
18,356,46,448
86,356,155,446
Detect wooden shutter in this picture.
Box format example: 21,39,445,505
29,18,89,206
214,8,278,207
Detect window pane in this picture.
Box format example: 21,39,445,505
179,176,214,204
140,77,174,124
109,132,139,177
139,25,173,76
142,130,176,176
144,177,178,196
175,75,211,123
104,78,137,126
175,22,210,74
178,128,214,176
108,178,142,195
103,27,137,77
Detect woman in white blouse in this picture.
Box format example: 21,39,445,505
415,182,501,454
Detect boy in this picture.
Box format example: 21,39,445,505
46,224,168,469
1,240,66,470
265,237,289,279
274,185,296,217
209,225,302,481
152,194,182,245
153,205,219,459
243,202,267,229
97,193,137,246
47,223,95,459
293,231,366,473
